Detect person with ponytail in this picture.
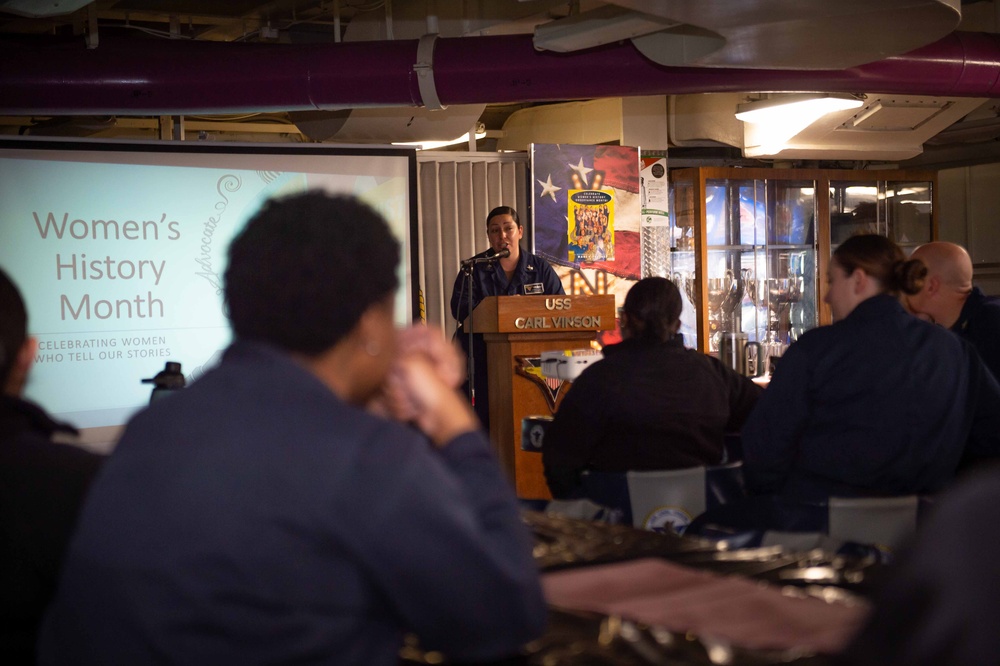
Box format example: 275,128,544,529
543,277,761,499
740,234,1000,502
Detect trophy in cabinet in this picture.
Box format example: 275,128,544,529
767,251,807,344
747,272,791,375
707,269,745,345
747,274,767,312
673,271,698,308
766,277,803,340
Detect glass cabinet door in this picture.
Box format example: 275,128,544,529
704,178,818,363
765,180,817,354
670,167,936,359
885,181,933,253
670,177,699,349
830,179,933,254
830,181,882,246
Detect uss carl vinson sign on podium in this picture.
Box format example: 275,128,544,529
465,294,616,498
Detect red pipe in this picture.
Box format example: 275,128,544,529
2,31,1000,115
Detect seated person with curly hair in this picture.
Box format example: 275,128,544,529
39,192,546,666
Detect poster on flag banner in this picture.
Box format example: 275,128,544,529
530,144,641,346
568,188,614,263
531,143,640,279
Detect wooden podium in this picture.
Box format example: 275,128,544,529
465,294,617,498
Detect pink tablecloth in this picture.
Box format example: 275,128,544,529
542,557,870,653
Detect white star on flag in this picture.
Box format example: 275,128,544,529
537,173,563,202
568,157,593,187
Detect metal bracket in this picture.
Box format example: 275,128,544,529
86,2,98,49
414,33,446,111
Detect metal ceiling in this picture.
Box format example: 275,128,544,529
0,0,998,167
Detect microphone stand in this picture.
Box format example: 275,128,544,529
462,261,476,407
461,250,506,408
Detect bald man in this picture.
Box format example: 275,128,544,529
907,241,1000,381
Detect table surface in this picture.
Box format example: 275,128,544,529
403,512,885,665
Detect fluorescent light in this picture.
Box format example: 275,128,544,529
742,115,819,157
736,94,864,124
738,94,864,157
392,130,487,151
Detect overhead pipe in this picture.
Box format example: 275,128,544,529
2,30,1000,115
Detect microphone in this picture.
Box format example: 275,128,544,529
461,247,510,268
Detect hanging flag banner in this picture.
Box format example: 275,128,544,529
531,143,641,348
530,144,640,281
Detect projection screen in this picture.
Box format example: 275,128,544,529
0,138,418,448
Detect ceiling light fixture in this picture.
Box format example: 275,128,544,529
737,93,865,157
735,93,865,124
392,129,488,151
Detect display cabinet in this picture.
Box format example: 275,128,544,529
669,168,937,365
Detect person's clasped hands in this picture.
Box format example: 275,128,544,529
376,324,480,446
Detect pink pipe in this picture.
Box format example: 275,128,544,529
1,31,1000,115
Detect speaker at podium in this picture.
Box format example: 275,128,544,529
463,294,616,499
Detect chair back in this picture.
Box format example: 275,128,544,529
579,463,746,534
827,495,919,552
627,467,708,533
689,493,932,561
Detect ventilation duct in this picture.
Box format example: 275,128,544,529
3,31,1000,116
613,0,962,69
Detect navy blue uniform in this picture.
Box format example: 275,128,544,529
952,285,1000,383
450,247,564,429
0,396,103,664
39,342,546,665
741,294,1000,502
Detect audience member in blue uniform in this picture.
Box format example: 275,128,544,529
450,205,564,430
741,234,1000,502
907,240,1000,381
0,268,104,665
543,277,762,499
837,463,1000,665
39,193,547,666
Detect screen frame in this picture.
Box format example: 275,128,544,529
0,136,420,450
